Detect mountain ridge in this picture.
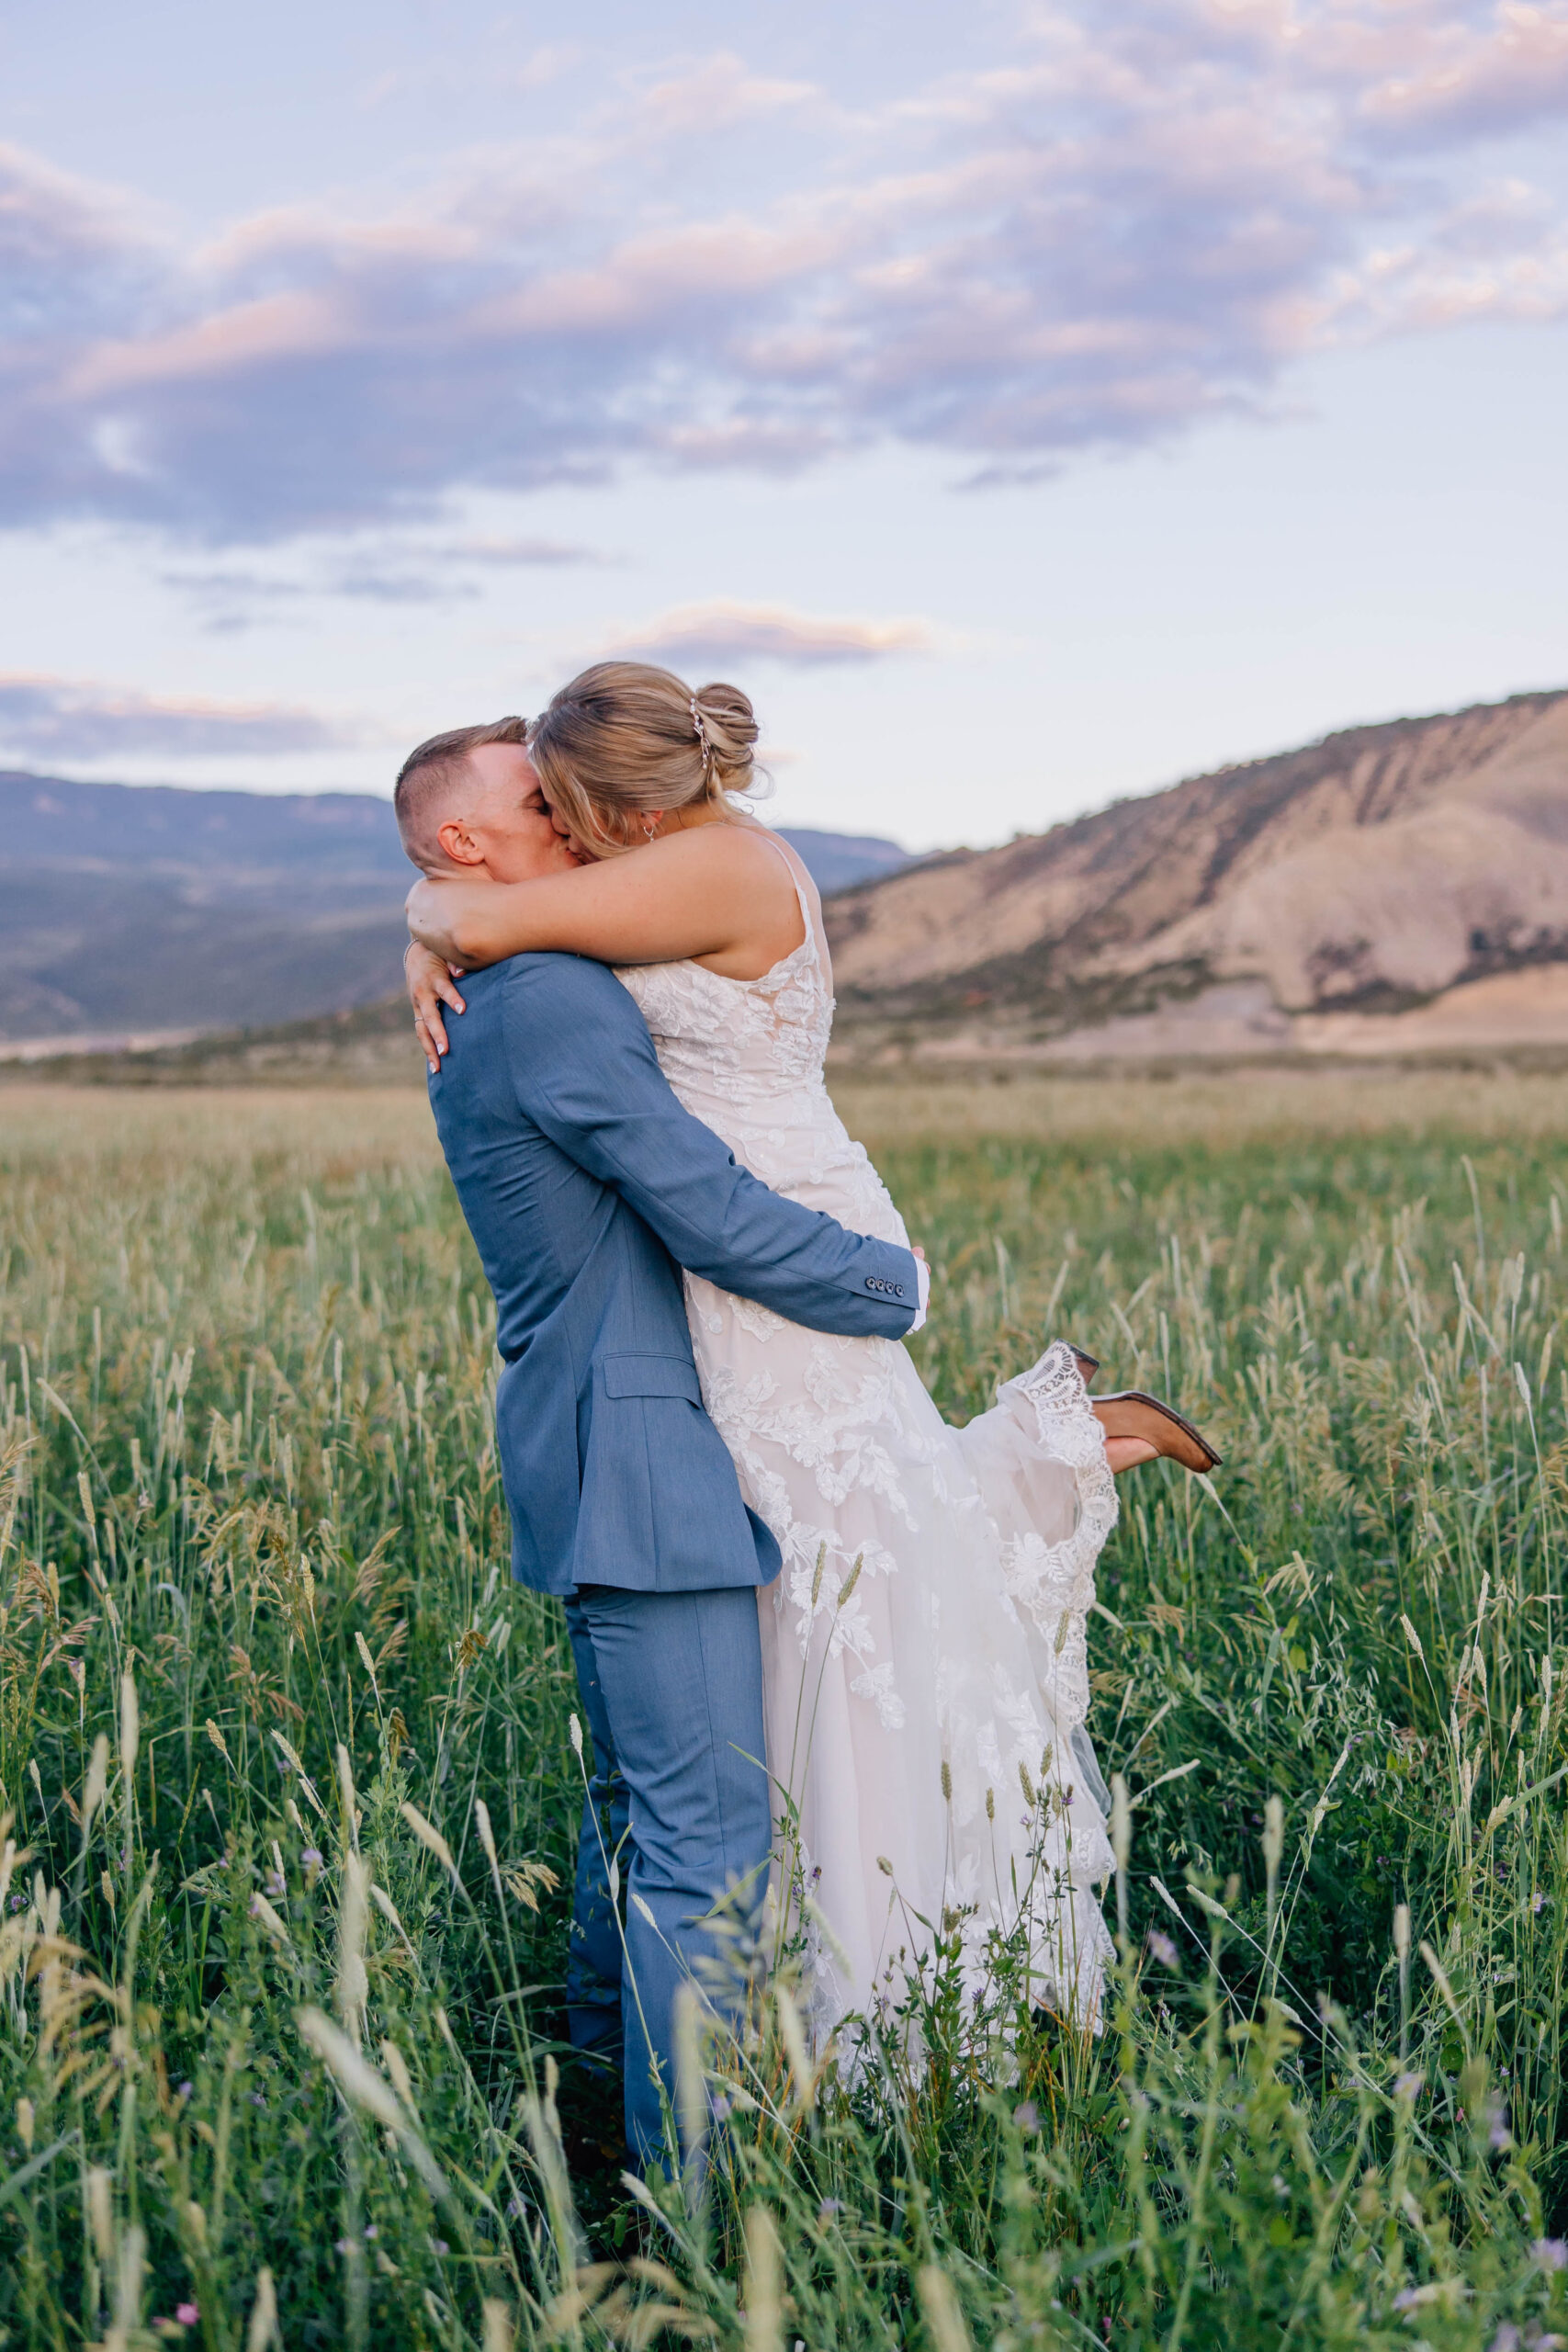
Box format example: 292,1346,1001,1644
0,770,908,1041
825,689,1568,1054
9,688,1567,1064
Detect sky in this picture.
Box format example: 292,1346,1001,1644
2,0,1566,852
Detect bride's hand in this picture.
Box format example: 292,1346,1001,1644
405,940,466,1070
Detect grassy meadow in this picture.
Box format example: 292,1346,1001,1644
3,1071,1568,2350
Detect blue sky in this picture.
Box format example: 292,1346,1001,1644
2,0,1565,849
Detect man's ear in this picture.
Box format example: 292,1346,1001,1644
435,815,487,867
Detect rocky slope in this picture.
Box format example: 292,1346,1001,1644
826,690,1568,1058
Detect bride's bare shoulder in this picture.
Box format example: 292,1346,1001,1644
660,819,799,889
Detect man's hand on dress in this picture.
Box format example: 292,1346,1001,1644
406,940,467,1070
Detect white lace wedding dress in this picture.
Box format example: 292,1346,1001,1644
615,854,1118,2046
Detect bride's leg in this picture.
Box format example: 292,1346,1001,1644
1104,1433,1159,1474
1090,1393,1220,1474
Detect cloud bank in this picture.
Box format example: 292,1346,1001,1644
0,676,356,762
160,531,611,628
2,1,1565,544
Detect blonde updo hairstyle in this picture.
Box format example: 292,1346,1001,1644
526,661,760,858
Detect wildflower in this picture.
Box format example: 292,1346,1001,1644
301,1848,323,1884
1489,2326,1521,2352
176,2306,198,2327
1146,1929,1179,1969
1533,2239,1568,2272
432,2239,449,2256
177,2081,193,2101
1393,2072,1423,2099
1487,2099,1512,2151
1015,2101,1040,2132
249,2091,266,2108
364,2223,378,2240
265,1870,286,1898
1534,1890,1548,1914
818,2198,842,2221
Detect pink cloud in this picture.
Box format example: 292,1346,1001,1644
610,601,937,668
0,674,363,760
66,292,351,398
1359,2,1568,139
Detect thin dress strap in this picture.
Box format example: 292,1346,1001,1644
755,831,827,973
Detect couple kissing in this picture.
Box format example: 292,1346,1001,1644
396,661,1220,2173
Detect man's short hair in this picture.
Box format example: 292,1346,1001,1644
393,716,530,865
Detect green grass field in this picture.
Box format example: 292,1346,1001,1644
3,1074,1567,2351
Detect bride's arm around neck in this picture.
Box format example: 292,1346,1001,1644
405,820,810,981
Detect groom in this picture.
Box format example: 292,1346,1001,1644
394,718,923,2168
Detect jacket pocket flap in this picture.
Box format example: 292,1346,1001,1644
602,1353,703,1403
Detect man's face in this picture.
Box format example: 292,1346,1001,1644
437,742,581,883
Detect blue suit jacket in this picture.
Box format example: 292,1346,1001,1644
428,952,919,1597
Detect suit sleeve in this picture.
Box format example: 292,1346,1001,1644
503,956,919,1340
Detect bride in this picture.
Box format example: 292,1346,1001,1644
403,662,1218,2045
